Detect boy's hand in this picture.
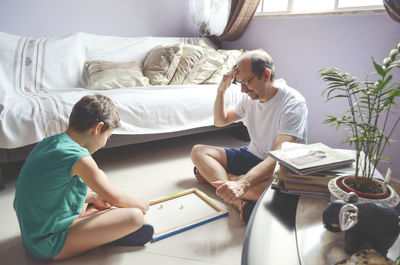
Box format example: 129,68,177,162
92,198,112,210
85,191,111,210
134,198,150,214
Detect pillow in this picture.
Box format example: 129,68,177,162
203,49,243,84
169,44,207,85
182,49,227,85
0,32,19,89
182,37,218,50
41,33,86,89
0,32,85,90
84,60,149,90
143,44,183,85
81,33,200,64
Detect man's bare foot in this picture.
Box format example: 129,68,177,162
217,197,253,223
239,200,247,222
230,199,247,222
239,200,256,223
193,167,207,183
227,173,241,181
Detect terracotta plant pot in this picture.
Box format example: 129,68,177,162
338,176,391,199
328,176,400,208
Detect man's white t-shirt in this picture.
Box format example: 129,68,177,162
233,79,308,160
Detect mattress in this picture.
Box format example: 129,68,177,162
0,83,244,149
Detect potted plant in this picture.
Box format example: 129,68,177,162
319,42,400,207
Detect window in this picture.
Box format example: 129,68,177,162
256,0,384,15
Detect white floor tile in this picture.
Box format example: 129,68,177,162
0,131,248,265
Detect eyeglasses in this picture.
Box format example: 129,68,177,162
233,75,256,86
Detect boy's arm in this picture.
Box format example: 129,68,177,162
72,156,149,212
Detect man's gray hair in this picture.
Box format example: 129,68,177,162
240,49,276,81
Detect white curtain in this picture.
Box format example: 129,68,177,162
189,0,231,36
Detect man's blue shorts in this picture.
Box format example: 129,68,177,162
225,146,263,176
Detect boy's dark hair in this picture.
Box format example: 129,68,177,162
68,94,121,133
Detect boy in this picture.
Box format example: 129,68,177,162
14,94,153,260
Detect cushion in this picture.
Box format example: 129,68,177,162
81,33,207,64
169,44,207,85
182,37,218,50
182,49,227,85
41,34,86,89
203,49,243,84
143,44,183,85
84,60,149,90
0,32,19,89
0,32,85,90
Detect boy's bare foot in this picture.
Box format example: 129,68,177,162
193,166,207,183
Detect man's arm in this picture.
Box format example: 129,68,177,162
214,70,241,127
212,134,297,202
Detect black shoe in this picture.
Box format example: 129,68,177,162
110,224,154,246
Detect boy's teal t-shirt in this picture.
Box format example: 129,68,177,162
13,133,90,259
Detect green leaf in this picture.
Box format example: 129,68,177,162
372,58,385,76
375,75,393,92
318,50,400,179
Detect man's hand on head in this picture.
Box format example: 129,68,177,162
217,70,236,94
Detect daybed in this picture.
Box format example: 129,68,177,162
0,32,247,189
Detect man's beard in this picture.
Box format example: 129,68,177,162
247,91,260,100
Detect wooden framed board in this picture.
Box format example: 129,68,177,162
145,188,229,241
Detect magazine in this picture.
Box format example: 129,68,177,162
278,166,336,186
271,177,330,198
268,142,354,175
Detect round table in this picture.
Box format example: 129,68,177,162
241,188,400,265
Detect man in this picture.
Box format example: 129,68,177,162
190,49,308,222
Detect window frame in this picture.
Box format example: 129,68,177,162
255,0,385,17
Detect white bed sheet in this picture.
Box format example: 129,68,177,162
0,31,243,149
0,84,244,149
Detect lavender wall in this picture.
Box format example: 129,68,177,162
1,1,399,179
0,0,197,37
223,13,400,179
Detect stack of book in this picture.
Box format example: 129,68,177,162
270,142,355,198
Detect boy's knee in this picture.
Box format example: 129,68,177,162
126,208,144,227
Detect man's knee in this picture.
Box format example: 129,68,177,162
190,144,207,161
